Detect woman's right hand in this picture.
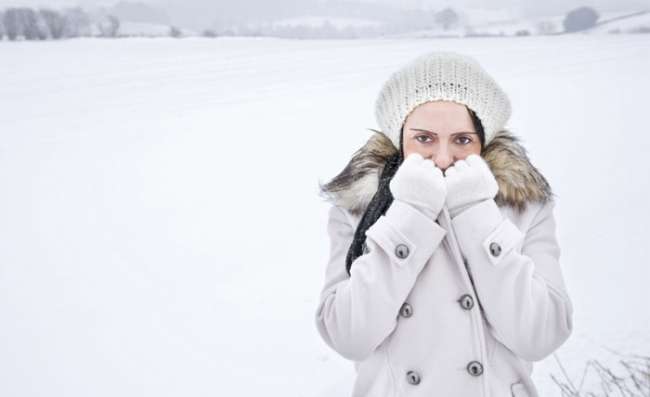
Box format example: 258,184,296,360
389,153,447,220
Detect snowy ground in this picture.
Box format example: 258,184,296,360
1,35,649,396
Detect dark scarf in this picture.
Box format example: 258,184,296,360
344,140,402,276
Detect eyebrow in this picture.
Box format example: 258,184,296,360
410,128,477,135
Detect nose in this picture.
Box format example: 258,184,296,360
433,145,454,172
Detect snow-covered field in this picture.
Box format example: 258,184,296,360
1,34,649,396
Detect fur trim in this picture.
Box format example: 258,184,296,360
483,130,553,212
320,129,553,216
319,129,395,216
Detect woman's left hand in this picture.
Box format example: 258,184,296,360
444,154,499,218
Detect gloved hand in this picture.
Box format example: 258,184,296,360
389,152,447,220
444,153,499,219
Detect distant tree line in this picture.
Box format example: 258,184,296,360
0,7,121,40
211,7,462,39
1,4,646,41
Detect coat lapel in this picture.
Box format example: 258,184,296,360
320,129,553,216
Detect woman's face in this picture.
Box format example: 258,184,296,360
402,100,482,173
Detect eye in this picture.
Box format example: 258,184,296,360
415,135,432,144
455,135,473,145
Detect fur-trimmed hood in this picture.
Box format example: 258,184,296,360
320,129,553,216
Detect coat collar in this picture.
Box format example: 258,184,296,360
320,129,553,216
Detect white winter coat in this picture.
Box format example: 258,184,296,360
314,130,574,397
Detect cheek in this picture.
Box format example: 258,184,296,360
456,142,482,159
470,142,482,155
403,139,434,159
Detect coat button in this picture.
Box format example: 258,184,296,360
489,242,502,257
395,244,410,259
399,302,413,318
406,370,421,385
467,361,484,376
458,294,474,310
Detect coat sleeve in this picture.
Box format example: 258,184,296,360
314,200,447,361
450,198,574,362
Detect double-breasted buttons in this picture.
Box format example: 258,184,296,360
395,244,410,259
406,370,421,385
467,361,484,376
458,294,474,310
489,242,502,257
399,302,413,318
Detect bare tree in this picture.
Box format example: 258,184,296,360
435,8,459,31
20,8,47,40
39,9,67,39
537,20,557,35
169,25,182,38
97,15,120,37
563,6,599,33
0,11,4,40
3,8,23,40
63,7,91,38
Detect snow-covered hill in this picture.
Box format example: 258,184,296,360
590,10,650,33
0,35,648,396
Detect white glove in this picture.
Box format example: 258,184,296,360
444,153,499,219
389,152,447,220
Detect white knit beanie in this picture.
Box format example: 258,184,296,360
374,51,511,149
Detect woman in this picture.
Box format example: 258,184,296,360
314,51,573,397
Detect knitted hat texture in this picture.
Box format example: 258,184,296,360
374,51,511,148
